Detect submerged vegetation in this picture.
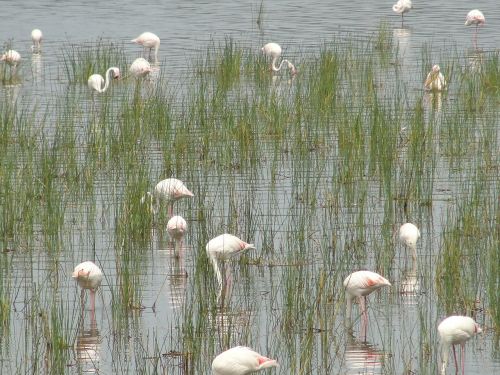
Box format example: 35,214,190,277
0,25,499,374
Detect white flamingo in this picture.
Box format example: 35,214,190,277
87,67,120,93
392,0,412,26
212,346,279,375
72,261,103,315
261,42,297,76
31,29,43,53
143,178,194,217
167,215,187,255
1,50,21,75
424,65,446,92
438,315,482,375
129,57,152,78
399,222,420,261
465,10,485,49
131,32,160,62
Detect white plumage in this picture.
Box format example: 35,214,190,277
424,65,446,92
31,29,43,53
131,32,160,62
399,222,421,260
261,42,297,76
88,67,120,93
129,57,152,78
212,346,279,375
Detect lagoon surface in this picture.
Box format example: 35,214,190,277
1,0,499,374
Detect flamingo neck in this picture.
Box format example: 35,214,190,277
101,68,115,93
271,57,287,72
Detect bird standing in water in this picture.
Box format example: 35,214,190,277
72,261,103,317
1,50,21,75
87,67,120,93
143,178,194,217
465,10,485,49
438,315,482,375
31,29,43,53
261,42,297,76
399,222,421,261
212,346,279,375
131,32,160,62
392,0,412,27
424,65,446,92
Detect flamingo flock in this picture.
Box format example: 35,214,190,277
1,7,486,375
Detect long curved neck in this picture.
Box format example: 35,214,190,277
101,68,114,92
154,45,159,63
271,57,287,72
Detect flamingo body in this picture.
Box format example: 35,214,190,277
212,346,279,375
438,315,482,375
261,42,297,76
72,261,103,290
167,215,187,241
145,178,194,217
1,50,21,71
399,222,420,261
392,0,412,16
424,65,446,92
465,10,485,27
131,32,160,61
129,57,152,78
31,29,43,53
87,67,120,93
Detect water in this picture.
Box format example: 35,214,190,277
1,0,499,374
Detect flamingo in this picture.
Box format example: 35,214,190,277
212,346,279,375
206,234,255,303
343,271,391,333
129,57,152,78
392,0,412,26
167,215,187,254
465,10,485,49
424,65,446,92
438,315,482,375
87,67,120,93
1,50,21,75
131,32,160,62
261,42,297,76
399,222,420,262
143,178,194,217
72,261,103,315
31,29,43,53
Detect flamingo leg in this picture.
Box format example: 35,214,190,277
168,203,173,218
461,343,465,375
452,345,459,374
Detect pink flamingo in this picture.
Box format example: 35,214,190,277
129,57,152,79
438,315,482,375
1,50,21,75
167,215,187,255
392,0,412,27
344,271,391,336
399,222,420,262
143,178,194,217
87,67,120,93
31,29,43,53
261,42,297,76
206,234,255,304
72,261,103,318
212,346,279,375
131,32,160,62
465,10,485,49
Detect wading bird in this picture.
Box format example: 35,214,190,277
143,178,194,217
206,234,255,304
212,346,279,375
465,10,485,49
131,32,160,62
399,222,421,261
129,57,152,78
344,271,391,334
72,261,103,315
392,0,412,26
424,65,446,92
31,29,43,53
438,315,482,375
87,67,120,93
167,215,187,254
261,42,297,76
1,50,21,75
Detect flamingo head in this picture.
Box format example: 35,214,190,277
111,67,121,79
474,323,482,334
432,65,440,73
287,61,298,76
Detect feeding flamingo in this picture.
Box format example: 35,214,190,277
31,29,43,53
129,57,152,78
212,346,279,375
343,271,391,334
87,67,120,93
438,315,482,375
1,50,21,75
465,10,485,49
167,215,187,254
261,42,297,76
131,32,160,62
424,65,446,92
143,178,194,217
392,0,412,26
399,222,420,262
72,261,103,315
206,234,255,304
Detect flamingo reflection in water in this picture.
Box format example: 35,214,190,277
345,332,386,374
76,318,101,373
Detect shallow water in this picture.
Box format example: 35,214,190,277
1,1,500,374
